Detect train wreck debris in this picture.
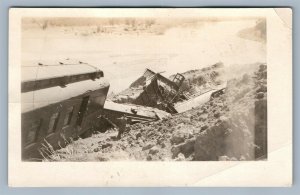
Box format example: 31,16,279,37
96,101,171,133
112,68,187,113
111,68,226,114
174,83,227,113
22,61,226,161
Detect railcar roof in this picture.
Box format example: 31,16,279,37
22,78,109,113
22,59,100,82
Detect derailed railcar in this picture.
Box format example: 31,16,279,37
116,68,186,113
21,61,109,161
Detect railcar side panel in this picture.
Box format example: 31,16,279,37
21,86,109,161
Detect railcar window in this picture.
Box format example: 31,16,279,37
63,106,74,127
48,112,60,134
77,96,90,126
26,119,42,145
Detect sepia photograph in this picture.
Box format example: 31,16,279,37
21,14,267,162
9,8,292,186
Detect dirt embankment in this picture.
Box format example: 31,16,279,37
45,64,267,161
194,64,267,160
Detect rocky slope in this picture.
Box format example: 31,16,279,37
44,63,267,161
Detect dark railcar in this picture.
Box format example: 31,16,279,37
21,61,110,161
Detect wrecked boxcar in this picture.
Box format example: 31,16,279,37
111,68,226,114
112,69,186,113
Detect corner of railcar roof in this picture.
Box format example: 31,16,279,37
21,60,105,93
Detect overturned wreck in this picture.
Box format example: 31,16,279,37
112,69,186,113
24,59,227,161
111,68,226,114
21,60,110,160
21,61,174,160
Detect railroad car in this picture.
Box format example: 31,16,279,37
21,60,109,161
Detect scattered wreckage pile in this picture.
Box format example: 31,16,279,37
47,63,267,161
111,68,186,113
